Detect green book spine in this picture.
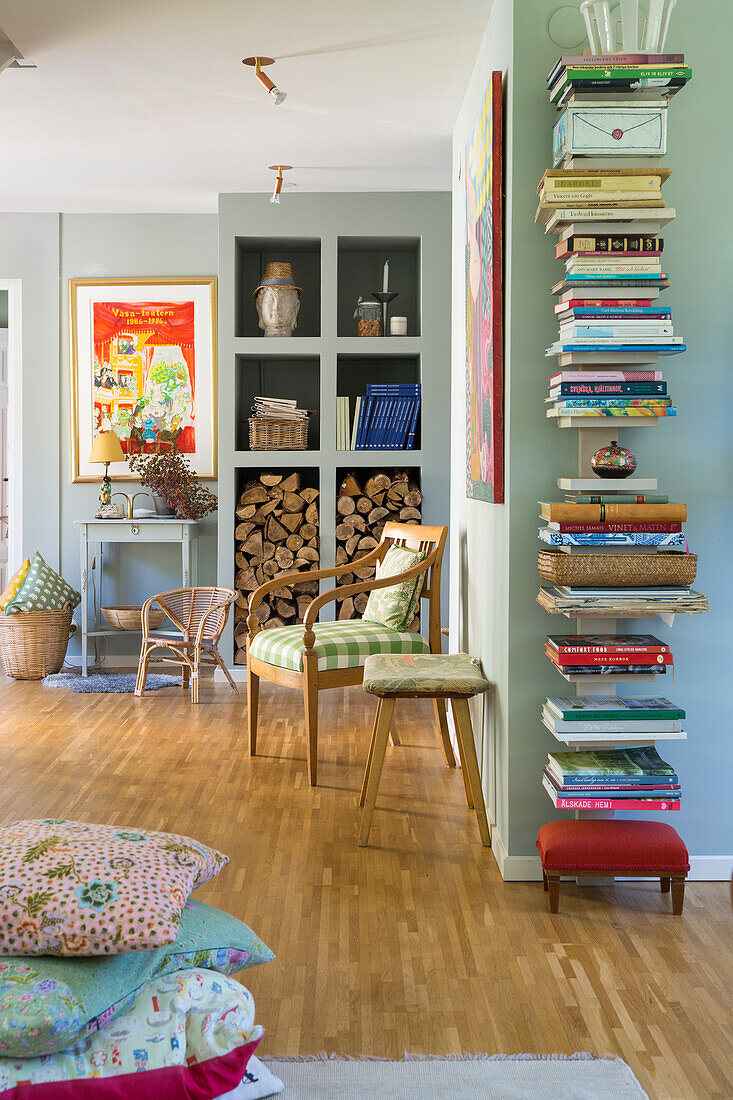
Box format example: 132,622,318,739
559,707,685,721
562,66,692,81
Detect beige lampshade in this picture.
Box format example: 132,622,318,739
89,430,125,466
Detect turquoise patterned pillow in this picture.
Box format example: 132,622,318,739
362,544,427,632
0,900,274,1057
5,551,80,613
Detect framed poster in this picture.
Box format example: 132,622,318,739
70,277,217,481
465,71,504,503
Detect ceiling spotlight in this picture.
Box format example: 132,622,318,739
269,165,291,205
242,56,287,105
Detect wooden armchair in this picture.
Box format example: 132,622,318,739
246,523,451,785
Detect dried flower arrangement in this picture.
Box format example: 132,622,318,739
128,448,217,521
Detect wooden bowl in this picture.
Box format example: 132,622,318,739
101,605,166,631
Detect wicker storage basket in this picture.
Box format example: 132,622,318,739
249,417,308,451
0,607,75,680
538,549,698,588
101,605,166,631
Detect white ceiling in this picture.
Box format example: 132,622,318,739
0,0,491,212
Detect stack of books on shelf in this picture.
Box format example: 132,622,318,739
543,745,681,811
547,55,691,109
545,633,672,679
541,695,686,744
252,396,308,420
344,382,421,451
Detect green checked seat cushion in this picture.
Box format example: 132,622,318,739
5,551,81,613
362,652,490,697
248,620,430,673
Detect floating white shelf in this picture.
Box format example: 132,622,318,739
554,416,661,428
556,477,659,491
550,669,662,684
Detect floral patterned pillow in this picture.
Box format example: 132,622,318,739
0,899,273,1057
0,967,262,1097
362,544,428,632
0,820,229,957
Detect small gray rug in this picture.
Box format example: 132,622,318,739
260,1054,647,1099
43,672,181,693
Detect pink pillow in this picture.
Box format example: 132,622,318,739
0,820,228,956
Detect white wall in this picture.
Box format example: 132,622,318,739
450,0,513,862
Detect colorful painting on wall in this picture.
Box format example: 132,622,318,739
465,71,504,503
70,279,217,481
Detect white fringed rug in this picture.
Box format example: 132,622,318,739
259,1053,647,1099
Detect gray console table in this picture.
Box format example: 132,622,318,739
76,519,199,676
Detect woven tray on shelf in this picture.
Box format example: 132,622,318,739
537,549,698,588
249,417,308,451
0,607,76,680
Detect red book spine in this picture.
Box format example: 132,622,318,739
549,521,681,533
552,642,670,654
545,649,673,666
559,250,663,259
553,795,681,810
563,298,653,307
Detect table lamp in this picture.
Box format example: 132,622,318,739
89,429,125,517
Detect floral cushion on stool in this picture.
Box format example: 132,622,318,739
362,544,428,631
249,620,429,673
362,653,491,696
4,552,81,613
0,820,229,956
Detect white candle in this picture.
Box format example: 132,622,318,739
382,260,389,293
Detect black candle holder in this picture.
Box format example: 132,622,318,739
372,291,399,336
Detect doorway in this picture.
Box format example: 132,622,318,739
0,280,22,584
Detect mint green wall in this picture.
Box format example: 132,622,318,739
453,0,732,873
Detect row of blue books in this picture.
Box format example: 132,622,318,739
353,383,421,451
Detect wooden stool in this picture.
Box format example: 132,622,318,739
536,819,690,914
359,653,492,848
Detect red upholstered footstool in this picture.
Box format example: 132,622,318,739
536,819,689,914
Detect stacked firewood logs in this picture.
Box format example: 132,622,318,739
233,471,319,664
335,470,422,622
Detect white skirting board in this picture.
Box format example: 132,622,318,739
492,831,733,882
216,666,246,683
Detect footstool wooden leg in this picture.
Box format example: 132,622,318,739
433,698,456,768
547,875,560,913
543,870,548,892
360,703,381,807
671,878,685,915
451,697,491,848
660,876,670,893
359,697,395,847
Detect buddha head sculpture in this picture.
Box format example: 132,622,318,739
253,261,302,337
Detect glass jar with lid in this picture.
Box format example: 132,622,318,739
354,297,382,337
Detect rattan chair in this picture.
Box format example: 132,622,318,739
135,587,238,704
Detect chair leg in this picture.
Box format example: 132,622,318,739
547,875,561,914
214,650,239,693
181,663,190,691
359,697,395,847
134,644,151,697
671,878,685,915
449,695,474,809
433,697,456,768
360,703,381,807
303,652,319,787
191,649,200,704
660,876,671,893
451,697,491,848
247,659,260,756
389,725,401,747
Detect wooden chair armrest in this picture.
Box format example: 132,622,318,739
302,548,438,632
247,546,385,634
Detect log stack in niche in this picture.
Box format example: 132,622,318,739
233,471,319,664
335,470,422,623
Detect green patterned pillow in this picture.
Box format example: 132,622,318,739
362,544,427,632
5,552,81,613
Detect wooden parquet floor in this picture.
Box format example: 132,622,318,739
0,675,730,1098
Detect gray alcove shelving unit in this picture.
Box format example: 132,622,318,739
218,192,451,670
